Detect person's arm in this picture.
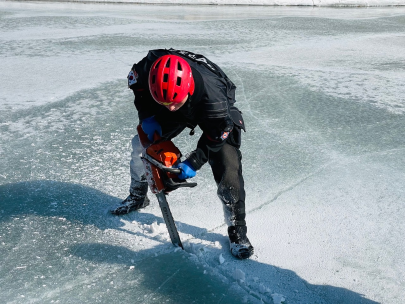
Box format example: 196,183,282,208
186,116,234,170
128,58,161,121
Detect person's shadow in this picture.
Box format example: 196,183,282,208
0,180,380,304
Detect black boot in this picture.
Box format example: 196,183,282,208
110,194,150,215
110,182,150,215
228,225,254,259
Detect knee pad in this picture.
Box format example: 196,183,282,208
218,184,246,226
217,184,239,206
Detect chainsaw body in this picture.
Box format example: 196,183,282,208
137,125,197,194
136,125,196,249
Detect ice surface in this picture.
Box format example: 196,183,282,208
1,2,405,304
15,0,405,7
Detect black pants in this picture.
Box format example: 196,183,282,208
161,123,246,227
209,140,246,227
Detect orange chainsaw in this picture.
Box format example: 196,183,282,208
137,125,197,249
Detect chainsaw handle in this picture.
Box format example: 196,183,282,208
141,153,181,174
141,153,197,192
162,176,197,192
161,166,181,174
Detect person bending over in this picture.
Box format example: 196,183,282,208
111,49,253,259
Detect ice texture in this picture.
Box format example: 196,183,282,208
1,2,405,304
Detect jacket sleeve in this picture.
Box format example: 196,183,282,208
186,116,234,170
185,73,239,170
129,50,168,121
132,86,161,121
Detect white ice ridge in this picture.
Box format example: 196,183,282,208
23,0,405,7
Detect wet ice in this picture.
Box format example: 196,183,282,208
1,2,405,304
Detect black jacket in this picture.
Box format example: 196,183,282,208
130,48,245,170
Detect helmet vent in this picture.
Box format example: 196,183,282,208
148,54,193,105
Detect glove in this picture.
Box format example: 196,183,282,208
176,160,196,180
141,116,162,142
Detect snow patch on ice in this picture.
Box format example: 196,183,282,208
219,254,225,264
145,221,166,235
259,283,272,294
232,268,246,282
271,293,286,304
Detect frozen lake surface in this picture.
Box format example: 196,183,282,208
1,2,405,303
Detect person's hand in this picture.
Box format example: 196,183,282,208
176,160,196,180
141,116,162,141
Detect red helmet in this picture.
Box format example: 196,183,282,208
148,55,195,106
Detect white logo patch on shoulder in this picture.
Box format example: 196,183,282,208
127,70,138,87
